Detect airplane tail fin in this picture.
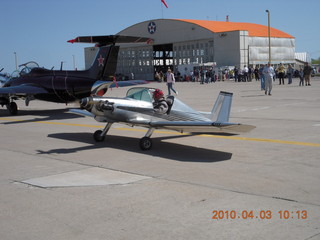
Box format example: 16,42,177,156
209,91,233,122
86,46,118,80
68,35,152,80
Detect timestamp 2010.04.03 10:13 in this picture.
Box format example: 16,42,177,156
212,210,308,220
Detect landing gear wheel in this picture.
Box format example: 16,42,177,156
139,137,152,150
93,130,105,142
7,102,18,115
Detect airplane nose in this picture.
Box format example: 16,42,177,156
80,97,93,110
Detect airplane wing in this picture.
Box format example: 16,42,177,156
0,84,48,95
91,80,149,95
69,109,95,118
147,121,256,134
109,80,149,88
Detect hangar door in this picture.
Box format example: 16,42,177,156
153,44,173,73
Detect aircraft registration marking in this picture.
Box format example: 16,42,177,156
1,117,320,147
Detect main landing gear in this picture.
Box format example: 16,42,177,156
139,128,155,151
93,124,155,151
6,102,18,115
1,97,18,115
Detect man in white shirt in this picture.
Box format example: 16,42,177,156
263,63,275,95
243,65,249,82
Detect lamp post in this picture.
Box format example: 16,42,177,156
14,52,18,70
266,10,271,63
72,55,76,70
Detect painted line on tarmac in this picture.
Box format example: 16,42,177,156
115,127,320,147
1,117,320,147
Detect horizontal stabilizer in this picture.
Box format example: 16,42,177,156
148,121,256,134
68,35,153,46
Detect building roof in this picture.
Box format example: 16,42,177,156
177,19,294,38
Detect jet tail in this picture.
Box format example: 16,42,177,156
209,91,233,122
68,35,152,80
86,45,118,80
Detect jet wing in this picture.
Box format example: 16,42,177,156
91,80,149,95
147,121,256,134
0,84,48,95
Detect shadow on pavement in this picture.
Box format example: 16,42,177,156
37,132,233,163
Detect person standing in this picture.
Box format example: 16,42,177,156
233,66,239,82
243,65,249,82
263,63,275,95
303,62,313,86
277,63,285,85
166,69,178,95
248,66,252,82
287,64,294,84
259,64,265,90
254,66,259,81
299,67,304,86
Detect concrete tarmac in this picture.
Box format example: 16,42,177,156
1,77,320,240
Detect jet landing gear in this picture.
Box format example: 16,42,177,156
139,128,155,151
6,102,18,115
1,97,18,115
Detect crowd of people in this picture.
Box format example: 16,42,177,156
154,62,315,97
155,63,316,85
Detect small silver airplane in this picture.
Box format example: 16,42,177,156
72,83,255,150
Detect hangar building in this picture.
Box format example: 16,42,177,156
85,19,295,80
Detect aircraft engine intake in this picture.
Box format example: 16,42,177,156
80,97,94,111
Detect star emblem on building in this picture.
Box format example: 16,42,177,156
148,22,156,34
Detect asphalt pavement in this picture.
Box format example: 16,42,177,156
1,77,319,240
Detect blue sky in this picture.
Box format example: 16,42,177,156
0,0,319,74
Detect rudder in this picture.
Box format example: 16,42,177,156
209,91,233,122
86,46,114,80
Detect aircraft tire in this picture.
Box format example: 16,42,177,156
7,102,18,115
139,137,152,150
93,130,105,142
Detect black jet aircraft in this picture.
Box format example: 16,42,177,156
0,35,150,115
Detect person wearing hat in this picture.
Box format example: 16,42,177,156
153,89,169,114
166,68,178,95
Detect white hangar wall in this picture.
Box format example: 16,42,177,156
84,19,295,80
248,37,295,65
116,19,218,80
118,19,215,43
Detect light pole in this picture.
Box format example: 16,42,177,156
72,55,76,70
266,10,271,64
14,52,18,70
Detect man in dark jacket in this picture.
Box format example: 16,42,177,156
303,62,313,86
